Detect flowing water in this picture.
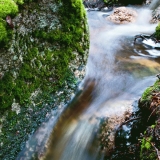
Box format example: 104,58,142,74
150,0,160,10
17,5,160,160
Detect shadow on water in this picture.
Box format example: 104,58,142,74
16,79,99,160
43,79,96,160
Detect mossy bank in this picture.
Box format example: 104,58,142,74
0,0,89,159
138,79,160,160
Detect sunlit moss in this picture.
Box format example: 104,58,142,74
140,136,157,160
155,23,160,40
0,0,89,159
0,0,18,18
0,0,88,111
151,124,155,128
0,0,19,45
141,80,160,103
141,136,152,151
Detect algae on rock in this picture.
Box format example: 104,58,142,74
139,79,160,160
0,0,89,159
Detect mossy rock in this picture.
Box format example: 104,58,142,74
139,79,160,160
0,0,18,18
0,0,89,159
140,130,157,160
155,23,160,40
139,80,160,106
0,0,22,45
0,21,8,45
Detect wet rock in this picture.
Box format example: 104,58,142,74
83,0,107,11
150,6,160,23
150,0,160,23
150,0,160,10
146,0,152,5
107,7,138,24
97,103,133,155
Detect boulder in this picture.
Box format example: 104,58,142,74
0,0,89,159
107,7,138,24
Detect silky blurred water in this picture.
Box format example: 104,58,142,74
17,6,160,160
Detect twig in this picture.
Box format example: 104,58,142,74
150,142,160,160
35,101,44,106
147,107,157,122
142,101,148,108
145,138,160,160
118,116,141,128
144,137,160,160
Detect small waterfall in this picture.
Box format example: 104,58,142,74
17,5,160,160
42,7,159,160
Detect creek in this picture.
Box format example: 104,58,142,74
17,4,160,160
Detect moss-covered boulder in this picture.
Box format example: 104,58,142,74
0,0,89,159
0,0,19,46
139,79,160,160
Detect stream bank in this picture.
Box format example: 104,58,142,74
39,2,160,159
82,0,160,159
103,78,160,160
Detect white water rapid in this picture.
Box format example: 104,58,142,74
17,5,160,160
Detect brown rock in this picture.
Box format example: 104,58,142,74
107,7,138,24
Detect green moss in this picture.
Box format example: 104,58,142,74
0,69,78,160
0,44,81,110
151,125,155,128
0,0,89,159
140,135,158,160
140,137,152,159
155,23,160,40
148,152,157,159
0,0,33,46
13,0,24,5
0,0,18,18
0,0,88,112
0,72,15,109
0,21,8,43
141,137,152,150
144,141,151,149
139,79,160,160
0,0,19,45
141,80,160,103
141,87,153,102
